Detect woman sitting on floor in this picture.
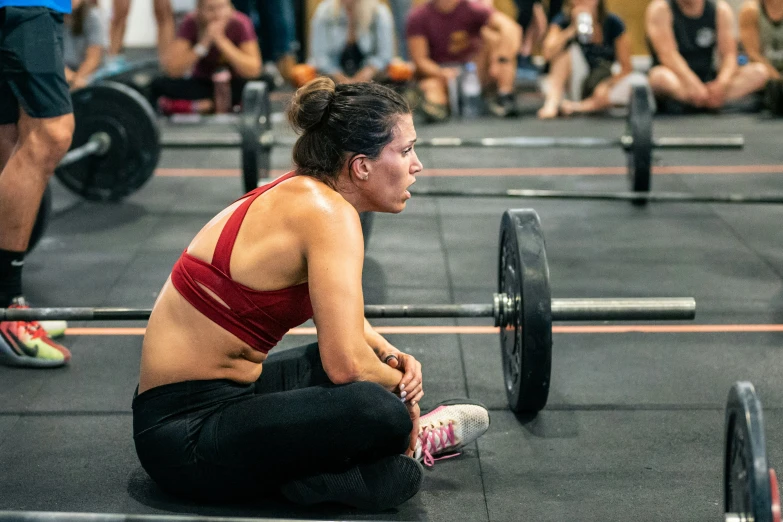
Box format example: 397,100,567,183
150,0,261,114
132,79,490,510
63,0,107,90
537,0,635,119
308,0,396,83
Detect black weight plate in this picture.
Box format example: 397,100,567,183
359,212,374,250
724,381,774,522
56,82,160,201
241,81,271,193
627,84,652,205
28,184,52,253
497,209,552,414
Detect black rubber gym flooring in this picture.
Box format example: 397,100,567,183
2,101,783,521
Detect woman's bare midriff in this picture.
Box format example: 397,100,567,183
137,176,323,395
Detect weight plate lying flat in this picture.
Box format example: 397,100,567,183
28,184,52,253
241,82,270,193
627,84,652,205
725,381,774,522
359,212,374,249
497,209,552,414
56,82,160,201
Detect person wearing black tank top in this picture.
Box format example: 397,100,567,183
646,0,768,111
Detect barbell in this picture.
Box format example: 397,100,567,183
52,82,743,204
3,208,696,414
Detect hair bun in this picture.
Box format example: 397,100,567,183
287,77,336,133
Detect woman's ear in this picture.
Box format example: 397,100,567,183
351,155,371,181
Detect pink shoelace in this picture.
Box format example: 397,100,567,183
418,421,461,467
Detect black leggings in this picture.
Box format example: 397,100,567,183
147,76,247,108
132,343,412,502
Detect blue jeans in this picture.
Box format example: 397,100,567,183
388,0,411,60
233,0,298,62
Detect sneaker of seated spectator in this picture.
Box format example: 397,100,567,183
537,0,633,119
646,0,769,113
307,0,396,84
406,0,522,120
63,0,107,91
150,0,262,114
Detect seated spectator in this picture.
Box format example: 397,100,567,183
308,0,395,84
739,0,783,112
63,0,107,90
537,0,633,119
151,0,262,114
646,0,768,112
233,0,298,86
406,0,522,121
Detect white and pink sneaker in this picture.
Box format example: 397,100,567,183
414,399,490,467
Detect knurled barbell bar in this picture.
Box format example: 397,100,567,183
3,208,696,414
249,84,743,202
408,187,783,205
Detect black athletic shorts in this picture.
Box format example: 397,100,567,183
0,6,73,124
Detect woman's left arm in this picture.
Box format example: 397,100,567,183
363,318,424,405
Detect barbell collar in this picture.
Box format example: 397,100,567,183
58,132,112,168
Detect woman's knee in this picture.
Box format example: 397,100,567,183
647,66,676,93
347,382,411,437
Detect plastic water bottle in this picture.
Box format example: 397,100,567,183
212,68,232,114
460,62,482,119
576,12,594,45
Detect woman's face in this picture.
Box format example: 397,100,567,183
199,0,232,24
359,113,422,214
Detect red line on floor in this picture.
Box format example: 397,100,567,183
154,165,783,178
64,324,783,336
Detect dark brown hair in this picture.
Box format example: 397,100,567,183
287,77,411,186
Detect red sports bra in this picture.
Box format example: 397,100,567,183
170,172,313,353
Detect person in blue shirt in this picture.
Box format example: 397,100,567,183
0,0,75,367
537,0,633,118
308,0,395,84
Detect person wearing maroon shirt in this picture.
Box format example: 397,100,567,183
149,0,262,114
406,0,521,120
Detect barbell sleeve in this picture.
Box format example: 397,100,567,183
59,132,111,168
161,135,242,148
0,297,695,323
653,136,745,149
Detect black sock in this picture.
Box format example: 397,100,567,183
0,248,24,307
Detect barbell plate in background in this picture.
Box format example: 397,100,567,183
627,84,653,203
55,82,160,201
28,184,52,254
241,81,269,192
498,209,552,414
724,382,774,522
